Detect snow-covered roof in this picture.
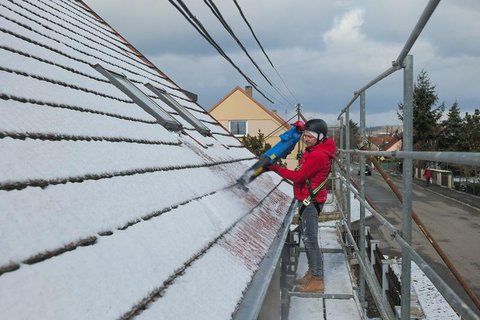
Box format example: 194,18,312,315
0,1,293,319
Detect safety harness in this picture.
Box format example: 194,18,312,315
296,160,331,216
303,178,329,207
299,176,329,215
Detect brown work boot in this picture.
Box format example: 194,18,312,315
294,270,312,285
295,275,324,292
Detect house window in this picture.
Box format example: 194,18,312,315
145,83,211,136
93,64,182,131
229,120,247,136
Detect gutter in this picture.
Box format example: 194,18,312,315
232,199,297,320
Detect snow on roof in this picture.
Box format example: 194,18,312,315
0,0,293,319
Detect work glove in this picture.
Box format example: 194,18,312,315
291,120,305,132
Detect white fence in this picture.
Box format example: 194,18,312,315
415,168,453,189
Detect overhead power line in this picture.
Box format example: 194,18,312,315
232,0,299,104
263,113,298,140
203,0,272,87
168,0,274,103
203,0,296,107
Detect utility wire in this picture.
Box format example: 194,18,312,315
263,113,298,140
169,0,274,103
233,0,299,104
201,0,278,106
204,0,272,86
204,0,295,107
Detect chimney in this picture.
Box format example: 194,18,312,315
244,85,253,97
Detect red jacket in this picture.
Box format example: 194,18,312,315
269,138,336,203
424,169,432,179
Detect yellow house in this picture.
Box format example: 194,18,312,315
209,86,300,169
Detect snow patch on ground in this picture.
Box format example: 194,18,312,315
391,259,460,320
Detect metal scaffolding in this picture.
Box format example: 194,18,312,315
335,1,480,319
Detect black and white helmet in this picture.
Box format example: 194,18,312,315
304,119,328,142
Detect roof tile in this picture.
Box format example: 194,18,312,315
0,0,293,318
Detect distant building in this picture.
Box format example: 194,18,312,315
367,134,402,151
382,134,402,152
209,86,299,168
367,125,403,136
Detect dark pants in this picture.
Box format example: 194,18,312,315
299,201,324,277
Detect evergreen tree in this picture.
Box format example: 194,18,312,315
241,130,271,156
350,120,359,141
438,101,463,151
397,70,444,150
462,109,480,152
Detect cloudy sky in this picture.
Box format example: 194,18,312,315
87,0,479,127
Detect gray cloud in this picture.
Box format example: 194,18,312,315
88,0,480,126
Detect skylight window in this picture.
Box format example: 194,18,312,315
93,64,182,131
146,83,211,136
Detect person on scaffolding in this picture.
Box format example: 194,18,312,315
268,119,336,292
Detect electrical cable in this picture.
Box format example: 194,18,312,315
204,0,271,87
263,113,298,140
232,0,299,104
169,0,274,103
204,0,296,107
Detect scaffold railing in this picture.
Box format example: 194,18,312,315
334,0,479,319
